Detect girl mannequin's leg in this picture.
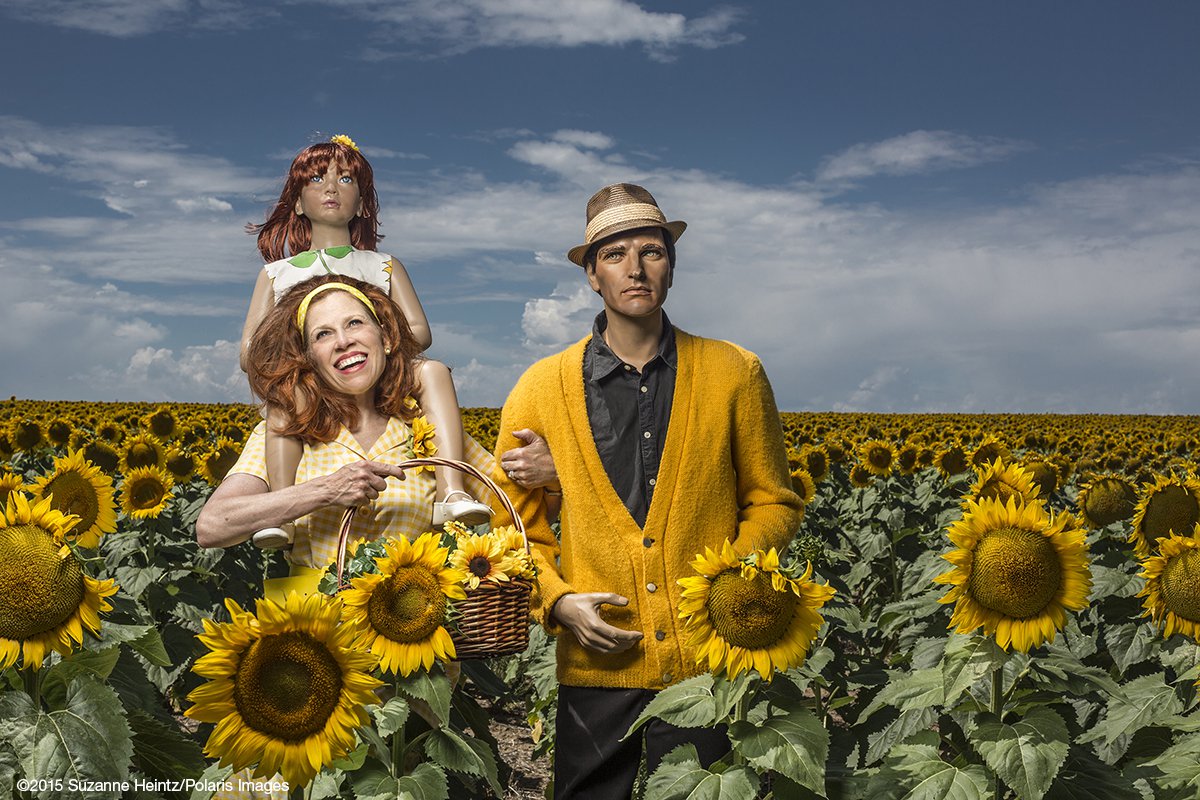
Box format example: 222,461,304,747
416,360,492,526
252,408,303,549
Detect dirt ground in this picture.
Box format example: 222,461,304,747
486,701,551,799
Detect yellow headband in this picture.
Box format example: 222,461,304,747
296,282,380,334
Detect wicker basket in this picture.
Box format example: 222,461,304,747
329,456,533,660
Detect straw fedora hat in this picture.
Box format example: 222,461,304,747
566,183,686,267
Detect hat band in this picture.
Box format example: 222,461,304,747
584,202,668,243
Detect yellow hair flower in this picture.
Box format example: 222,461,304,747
329,134,359,152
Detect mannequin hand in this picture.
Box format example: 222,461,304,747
550,593,643,653
318,460,406,507
500,428,559,489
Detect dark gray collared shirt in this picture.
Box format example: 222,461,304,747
582,311,677,528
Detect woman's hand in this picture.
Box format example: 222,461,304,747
550,593,644,653
500,429,559,489
318,460,407,507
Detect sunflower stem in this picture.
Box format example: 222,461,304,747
991,666,1004,800
21,666,41,709
391,675,405,777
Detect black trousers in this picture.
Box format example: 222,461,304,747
553,684,730,800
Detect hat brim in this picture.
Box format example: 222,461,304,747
567,220,687,267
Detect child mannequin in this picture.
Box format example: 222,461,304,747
240,135,490,549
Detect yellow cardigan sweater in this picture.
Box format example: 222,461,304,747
494,329,802,690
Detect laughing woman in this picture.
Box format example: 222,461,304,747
197,274,557,596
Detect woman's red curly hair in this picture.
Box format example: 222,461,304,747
250,140,383,262
245,275,423,444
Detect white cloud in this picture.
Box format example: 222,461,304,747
0,0,742,56
174,197,235,213
520,283,598,351
550,130,615,150
817,130,1031,182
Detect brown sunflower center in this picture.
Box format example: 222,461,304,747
0,523,85,639
83,443,120,474
129,477,166,510
468,555,493,579
976,477,1024,505
866,446,893,471
1159,548,1200,623
233,630,343,740
1082,478,1136,527
706,569,798,649
968,526,1062,618
1142,486,1200,550
41,472,100,534
125,443,158,470
367,566,447,643
939,447,969,476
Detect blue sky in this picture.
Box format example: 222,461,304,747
1,1,1197,413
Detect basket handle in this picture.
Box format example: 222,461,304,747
333,456,530,590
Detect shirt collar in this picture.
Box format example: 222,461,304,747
587,311,677,381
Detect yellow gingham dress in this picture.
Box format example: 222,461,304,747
212,418,495,799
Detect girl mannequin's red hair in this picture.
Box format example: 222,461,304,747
251,140,383,262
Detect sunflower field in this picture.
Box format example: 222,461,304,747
1,398,1199,799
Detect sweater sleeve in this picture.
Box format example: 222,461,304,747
729,353,803,557
492,365,575,632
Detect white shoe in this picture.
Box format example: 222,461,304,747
252,526,293,550
433,492,493,527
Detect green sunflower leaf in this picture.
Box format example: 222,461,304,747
728,703,827,796
462,735,503,797
288,250,319,268
1145,732,1200,792
396,670,452,727
394,762,449,800
372,697,410,738
1076,673,1183,752
325,245,353,258
40,646,122,708
1104,623,1158,676
423,729,485,777
11,674,133,790
865,707,938,766
862,669,944,720
1044,750,1145,799
352,767,401,800
644,744,759,799
626,674,719,735
942,635,1009,707
867,735,991,800
969,706,1070,800
126,708,205,781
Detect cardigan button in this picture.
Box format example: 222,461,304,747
655,630,666,641
646,583,657,593
662,672,673,684
642,537,653,548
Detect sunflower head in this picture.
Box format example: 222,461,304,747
964,458,1040,510
849,463,873,488
82,440,120,474
46,417,73,447
896,444,920,475
858,440,895,476
800,446,829,483
936,442,971,478
934,496,1092,652
31,449,117,549
790,468,816,505
408,415,438,473
121,432,166,472
120,466,174,519
1130,475,1200,558
0,492,118,670
142,406,177,440
186,593,381,789
1078,474,1137,528
448,530,514,590
1138,523,1200,642
0,472,26,511
340,532,466,676
678,541,834,681
970,436,1011,469
11,419,44,452
164,448,197,482
1021,459,1060,497
201,438,242,486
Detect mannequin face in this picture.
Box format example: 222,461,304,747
295,161,362,227
586,229,673,323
